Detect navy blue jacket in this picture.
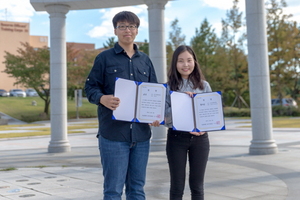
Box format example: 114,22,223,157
85,43,158,142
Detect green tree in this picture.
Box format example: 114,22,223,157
190,18,224,91
221,0,248,108
168,18,186,49
267,0,300,102
284,22,300,100
3,42,50,114
103,37,116,49
67,44,100,99
167,18,186,66
138,39,149,55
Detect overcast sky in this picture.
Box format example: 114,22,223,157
1,0,300,48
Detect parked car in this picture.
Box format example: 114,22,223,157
9,89,26,97
25,88,38,97
271,98,298,108
0,89,9,97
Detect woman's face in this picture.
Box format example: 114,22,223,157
176,51,195,79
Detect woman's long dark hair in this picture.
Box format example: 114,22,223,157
167,45,205,91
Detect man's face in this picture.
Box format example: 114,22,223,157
114,21,138,45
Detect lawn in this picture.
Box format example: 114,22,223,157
0,121,99,139
0,96,98,138
0,97,299,139
234,117,300,128
0,96,97,122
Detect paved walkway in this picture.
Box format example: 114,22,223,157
0,115,299,200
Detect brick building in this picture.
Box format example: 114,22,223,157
0,20,97,92
0,20,48,91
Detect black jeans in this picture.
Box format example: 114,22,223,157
166,129,210,200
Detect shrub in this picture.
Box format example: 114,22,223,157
21,113,50,123
224,106,300,117
223,107,251,117
272,106,300,117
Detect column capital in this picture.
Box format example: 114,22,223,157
144,0,169,9
45,4,70,15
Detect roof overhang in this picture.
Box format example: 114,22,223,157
30,0,147,11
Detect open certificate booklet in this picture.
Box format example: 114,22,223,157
170,91,225,132
113,78,166,124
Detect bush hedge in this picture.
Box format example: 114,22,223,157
224,106,300,117
223,107,251,117
272,106,300,117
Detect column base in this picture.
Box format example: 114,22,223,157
48,140,71,153
249,139,278,155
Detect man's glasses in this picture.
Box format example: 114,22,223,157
116,25,137,30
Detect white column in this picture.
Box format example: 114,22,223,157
245,0,277,155
45,4,71,153
145,0,168,151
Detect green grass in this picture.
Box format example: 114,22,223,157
223,107,300,128
0,121,98,138
0,97,97,122
29,165,47,168
235,117,300,128
272,117,300,128
0,98,299,139
0,167,17,171
0,130,85,139
0,97,98,138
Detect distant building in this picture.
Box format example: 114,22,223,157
0,20,97,91
0,20,48,91
67,42,95,51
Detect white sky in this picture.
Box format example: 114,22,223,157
0,0,299,48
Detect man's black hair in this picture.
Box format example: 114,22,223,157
112,11,140,29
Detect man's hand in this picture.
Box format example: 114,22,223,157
100,95,120,110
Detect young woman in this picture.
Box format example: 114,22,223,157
165,45,212,200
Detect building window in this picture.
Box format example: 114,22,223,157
40,37,47,43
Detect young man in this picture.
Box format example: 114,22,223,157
84,11,158,199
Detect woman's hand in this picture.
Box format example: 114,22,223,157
185,91,195,97
149,120,160,127
189,131,207,136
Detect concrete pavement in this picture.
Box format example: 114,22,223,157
0,116,300,199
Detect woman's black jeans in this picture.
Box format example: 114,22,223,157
166,129,210,200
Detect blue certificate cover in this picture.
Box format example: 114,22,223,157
170,91,225,132
113,78,166,124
